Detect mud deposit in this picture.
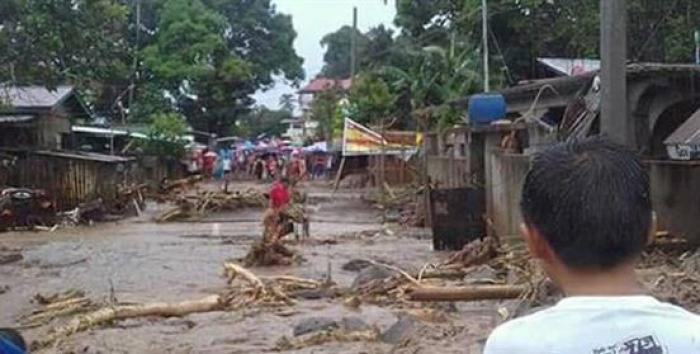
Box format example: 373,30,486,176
0,183,504,353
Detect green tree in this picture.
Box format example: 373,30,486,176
234,106,290,138
279,93,296,113
320,25,370,78
0,0,131,113
394,0,700,82
141,0,253,135
311,89,343,142
380,39,481,129
141,112,189,158
206,0,304,88
348,73,395,126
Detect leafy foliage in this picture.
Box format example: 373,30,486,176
395,0,700,82
311,89,343,142
0,0,304,138
141,113,189,158
348,73,395,125
279,93,296,113
233,106,290,139
319,25,369,79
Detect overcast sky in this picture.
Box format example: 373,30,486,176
252,0,396,111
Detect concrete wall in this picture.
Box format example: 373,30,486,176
427,156,471,188
485,139,531,244
648,161,700,244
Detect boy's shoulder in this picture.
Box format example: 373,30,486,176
484,297,700,354
484,306,560,353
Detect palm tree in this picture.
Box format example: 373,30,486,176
278,93,296,114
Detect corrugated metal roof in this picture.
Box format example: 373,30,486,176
72,125,129,136
0,115,36,123
664,109,700,145
537,57,601,76
34,150,135,163
0,86,74,108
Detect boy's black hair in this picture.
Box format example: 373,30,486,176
520,136,652,269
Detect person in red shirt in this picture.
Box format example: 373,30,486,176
269,177,290,210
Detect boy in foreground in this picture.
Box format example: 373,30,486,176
484,137,700,354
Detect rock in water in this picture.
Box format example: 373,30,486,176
340,317,371,332
341,259,372,272
380,315,419,344
293,317,339,337
350,265,394,291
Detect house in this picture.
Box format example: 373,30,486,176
281,118,319,145
535,57,601,77
427,63,700,247
297,77,353,114
296,77,353,142
0,86,91,150
664,109,700,160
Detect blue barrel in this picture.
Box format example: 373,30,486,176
468,93,507,124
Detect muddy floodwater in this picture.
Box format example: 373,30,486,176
0,182,505,353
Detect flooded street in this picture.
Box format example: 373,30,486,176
0,182,503,353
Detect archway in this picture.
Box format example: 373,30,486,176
649,99,700,158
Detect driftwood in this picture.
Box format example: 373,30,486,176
406,285,527,302
154,189,267,222
33,263,322,350
33,295,225,350
440,237,498,270
162,175,203,192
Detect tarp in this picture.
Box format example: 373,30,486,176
303,141,328,153
341,118,417,158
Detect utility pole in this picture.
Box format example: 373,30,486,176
695,29,700,65
127,0,141,124
482,0,490,92
350,7,358,78
600,0,629,146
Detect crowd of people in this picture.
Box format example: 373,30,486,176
184,145,334,185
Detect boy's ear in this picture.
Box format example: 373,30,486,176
520,222,553,262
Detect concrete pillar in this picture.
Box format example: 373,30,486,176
600,0,631,146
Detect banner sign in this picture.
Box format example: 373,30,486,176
341,118,417,157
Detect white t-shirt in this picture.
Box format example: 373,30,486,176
484,296,700,354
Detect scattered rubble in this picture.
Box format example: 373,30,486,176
155,189,266,222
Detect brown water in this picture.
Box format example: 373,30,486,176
0,182,503,353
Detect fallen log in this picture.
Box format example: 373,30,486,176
405,285,527,302
33,295,225,350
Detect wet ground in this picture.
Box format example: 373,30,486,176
0,181,504,353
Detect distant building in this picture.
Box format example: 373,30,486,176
0,85,91,150
296,77,352,142
281,118,319,145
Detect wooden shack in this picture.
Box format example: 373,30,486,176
0,149,135,211
0,86,91,150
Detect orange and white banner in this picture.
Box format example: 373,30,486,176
342,118,417,157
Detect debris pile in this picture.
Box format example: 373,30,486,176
242,204,308,266
345,236,554,310
28,262,324,350
348,233,700,316
0,183,148,232
155,189,267,222
363,184,427,227
20,289,96,328
0,188,56,231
